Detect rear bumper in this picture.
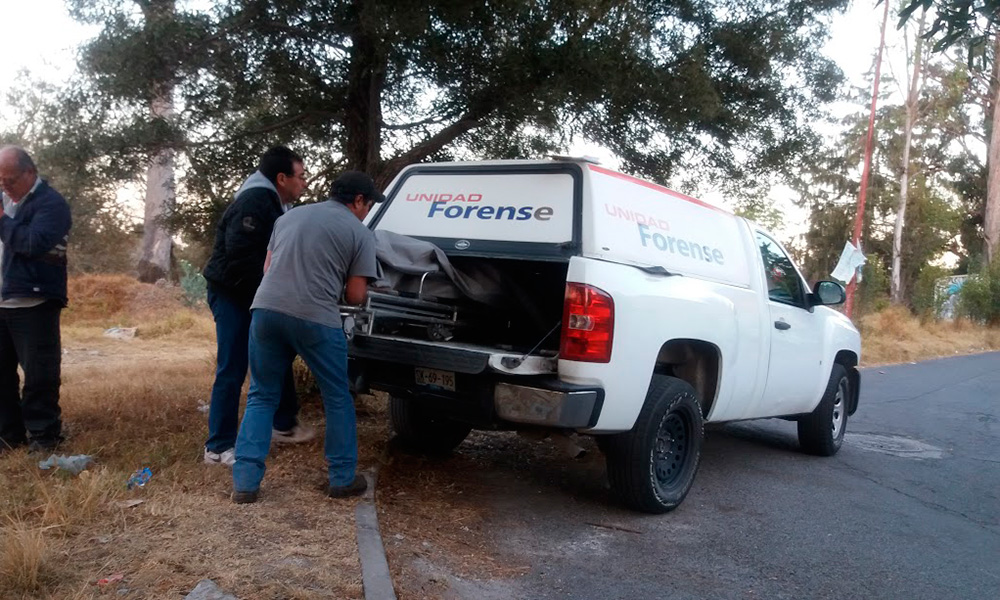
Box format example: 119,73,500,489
350,352,604,429
495,380,604,428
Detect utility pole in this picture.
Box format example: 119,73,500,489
845,0,891,318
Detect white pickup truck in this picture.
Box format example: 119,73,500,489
345,158,861,513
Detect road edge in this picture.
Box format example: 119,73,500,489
356,468,397,600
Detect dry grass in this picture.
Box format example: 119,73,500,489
0,275,371,599
63,274,214,342
860,305,1000,366
5,274,997,597
0,521,48,594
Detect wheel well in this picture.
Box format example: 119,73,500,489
653,340,721,418
834,350,860,415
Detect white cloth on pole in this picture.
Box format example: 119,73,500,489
830,241,866,284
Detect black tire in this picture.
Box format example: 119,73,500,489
389,396,471,454
605,375,704,514
798,364,849,456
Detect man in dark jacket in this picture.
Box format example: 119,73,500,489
202,146,313,466
0,146,72,453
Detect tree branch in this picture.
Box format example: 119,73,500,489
382,115,449,130
377,112,486,185
189,112,317,147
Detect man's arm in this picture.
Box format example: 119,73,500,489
344,228,378,305
263,250,272,274
223,194,273,260
344,275,368,305
0,198,71,257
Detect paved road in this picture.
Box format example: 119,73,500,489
392,352,1000,599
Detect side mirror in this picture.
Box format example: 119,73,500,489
811,280,846,306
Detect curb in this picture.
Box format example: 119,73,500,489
356,468,397,600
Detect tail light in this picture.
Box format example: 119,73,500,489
560,283,614,363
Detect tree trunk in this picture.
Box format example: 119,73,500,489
986,33,1000,265
136,93,176,283
344,0,387,176
135,0,177,283
891,10,926,303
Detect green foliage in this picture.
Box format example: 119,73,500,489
177,259,206,307
791,55,975,304
957,255,1000,324
899,0,999,66
1,77,140,274
63,0,851,247
899,174,962,297
858,255,891,315
912,264,951,318
735,197,784,233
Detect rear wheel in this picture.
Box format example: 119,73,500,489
605,375,704,514
389,395,471,454
797,364,849,456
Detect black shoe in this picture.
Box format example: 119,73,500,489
327,475,368,498
232,490,259,504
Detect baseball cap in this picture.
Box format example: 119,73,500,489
331,171,385,203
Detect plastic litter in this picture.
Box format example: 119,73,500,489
96,573,124,587
37,454,94,475
126,467,153,489
103,326,137,340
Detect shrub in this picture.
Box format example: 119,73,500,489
858,255,890,316
912,265,950,319
178,259,207,307
957,256,1000,325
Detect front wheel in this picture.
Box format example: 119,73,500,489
389,396,471,454
797,364,849,456
605,375,704,514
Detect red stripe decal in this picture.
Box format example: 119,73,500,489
587,164,730,214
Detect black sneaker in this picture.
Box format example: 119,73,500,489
327,475,368,498
232,490,259,504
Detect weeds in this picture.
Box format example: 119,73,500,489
860,305,1000,365
0,275,365,599
0,520,48,594
178,260,207,308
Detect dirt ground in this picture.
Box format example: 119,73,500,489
4,275,999,599
0,278,382,599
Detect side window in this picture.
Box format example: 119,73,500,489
755,232,805,306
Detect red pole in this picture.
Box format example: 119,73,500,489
845,0,891,319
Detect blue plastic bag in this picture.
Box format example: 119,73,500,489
126,467,153,489
37,454,94,475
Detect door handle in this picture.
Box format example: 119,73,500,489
774,320,791,330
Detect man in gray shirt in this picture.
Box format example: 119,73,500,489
232,171,383,503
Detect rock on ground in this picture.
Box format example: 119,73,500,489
184,579,237,600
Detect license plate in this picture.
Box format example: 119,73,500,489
414,367,456,391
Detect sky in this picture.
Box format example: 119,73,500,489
0,0,914,237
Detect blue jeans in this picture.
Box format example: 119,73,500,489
205,287,298,453
232,308,357,492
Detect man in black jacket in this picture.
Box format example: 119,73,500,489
0,146,72,453
202,146,313,466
